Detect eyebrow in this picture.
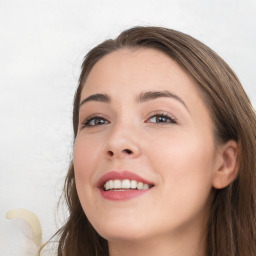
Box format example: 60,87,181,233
79,90,188,112
80,93,110,108
136,90,189,111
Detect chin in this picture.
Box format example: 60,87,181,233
93,219,149,242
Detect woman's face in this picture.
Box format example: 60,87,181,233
74,48,220,243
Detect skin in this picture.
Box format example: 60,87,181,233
73,48,237,256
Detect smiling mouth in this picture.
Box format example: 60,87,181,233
103,179,154,191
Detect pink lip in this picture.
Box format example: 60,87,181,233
97,170,154,201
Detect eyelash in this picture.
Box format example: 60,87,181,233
82,115,110,128
146,112,177,125
81,112,177,129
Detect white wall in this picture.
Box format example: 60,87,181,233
0,0,255,254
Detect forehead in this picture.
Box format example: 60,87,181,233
82,48,197,99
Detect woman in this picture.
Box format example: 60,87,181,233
40,26,256,256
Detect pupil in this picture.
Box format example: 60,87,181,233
96,119,104,125
157,116,166,122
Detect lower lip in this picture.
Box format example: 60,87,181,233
99,189,150,200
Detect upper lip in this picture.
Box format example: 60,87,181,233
96,170,155,188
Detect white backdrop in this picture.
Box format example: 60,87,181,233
0,0,255,254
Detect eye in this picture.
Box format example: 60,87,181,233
146,112,177,124
82,116,110,128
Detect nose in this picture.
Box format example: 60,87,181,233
105,125,141,159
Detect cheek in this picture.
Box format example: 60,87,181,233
73,136,107,224
148,132,215,198
73,137,101,198
74,134,101,171
150,129,215,170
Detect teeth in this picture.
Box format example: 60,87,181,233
130,180,137,189
103,179,151,191
113,180,122,189
143,184,149,190
122,179,130,189
137,182,143,190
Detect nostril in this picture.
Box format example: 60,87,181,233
107,151,114,156
106,149,133,157
123,149,132,154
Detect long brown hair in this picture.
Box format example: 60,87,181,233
39,26,256,256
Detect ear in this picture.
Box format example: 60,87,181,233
212,140,240,189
